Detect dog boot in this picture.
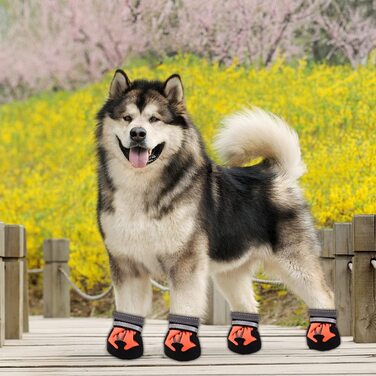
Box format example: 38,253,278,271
227,312,262,354
164,313,201,361
106,311,144,359
306,308,341,351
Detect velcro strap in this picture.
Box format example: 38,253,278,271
113,320,143,332
167,313,200,334
232,320,259,328
168,323,199,333
310,317,337,324
168,313,200,327
308,308,336,319
231,311,259,323
113,311,144,332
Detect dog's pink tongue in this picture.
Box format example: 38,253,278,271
129,148,149,168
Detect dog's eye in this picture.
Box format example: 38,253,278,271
123,115,132,122
149,116,159,123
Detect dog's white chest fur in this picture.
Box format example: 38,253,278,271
100,186,197,276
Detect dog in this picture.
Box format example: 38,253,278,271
96,70,340,361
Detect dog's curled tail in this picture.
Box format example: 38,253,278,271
214,108,306,180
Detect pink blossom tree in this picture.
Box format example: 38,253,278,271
0,0,174,102
0,0,375,102
314,0,376,67
176,0,318,66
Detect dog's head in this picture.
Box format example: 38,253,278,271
97,70,189,170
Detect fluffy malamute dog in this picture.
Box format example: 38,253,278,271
96,71,340,361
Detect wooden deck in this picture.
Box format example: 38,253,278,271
0,317,375,375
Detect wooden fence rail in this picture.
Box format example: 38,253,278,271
0,222,4,347
334,222,353,336
43,239,70,318
352,215,376,343
0,214,375,348
0,223,29,347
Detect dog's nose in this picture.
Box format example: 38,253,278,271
130,127,147,142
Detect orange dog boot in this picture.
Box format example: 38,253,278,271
306,309,341,351
227,312,262,354
164,314,201,361
106,311,144,359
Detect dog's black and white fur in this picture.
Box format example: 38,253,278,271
96,70,334,321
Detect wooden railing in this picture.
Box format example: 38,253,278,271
316,215,376,342
0,214,375,347
0,223,29,347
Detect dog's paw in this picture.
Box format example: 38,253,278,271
227,325,262,355
306,322,341,351
106,326,143,359
164,329,201,361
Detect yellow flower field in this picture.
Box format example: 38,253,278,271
0,55,375,288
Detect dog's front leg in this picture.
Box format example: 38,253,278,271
163,249,208,361
169,264,208,318
106,253,152,360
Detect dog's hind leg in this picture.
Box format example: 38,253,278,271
264,245,334,309
212,258,262,355
264,244,340,351
106,253,152,360
211,258,259,313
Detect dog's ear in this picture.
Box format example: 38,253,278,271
164,74,184,103
109,69,131,99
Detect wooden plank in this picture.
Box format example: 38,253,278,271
320,259,335,291
205,277,214,324
43,239,70,262
4,260,23,339
3,345,375,357
335,258,352,336
352,215,375,252
352,254,376,342
0,364,376,375
206,278,230,325
318,228,335,290
43,239,70,318
4,225,24,340
318,228,335,258
4,225,25,258
0,259,4,347
334,223,353,336
1,353,376,366
0,223,4,258
334,223,352,255
4,345,375,361
22,227,29,333
352,215,376,343
0,222,4,347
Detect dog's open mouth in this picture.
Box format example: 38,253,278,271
117,136,165,169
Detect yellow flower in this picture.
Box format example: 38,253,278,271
0,55,375,286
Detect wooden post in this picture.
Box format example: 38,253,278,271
318,228,335,291
43,239,70,318
206,278,230,325
23,227,29,333
334,222,353,336
4,224,25,339
0,222,5,347
352,215,376,343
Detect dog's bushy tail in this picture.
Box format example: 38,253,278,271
214,108,306,180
